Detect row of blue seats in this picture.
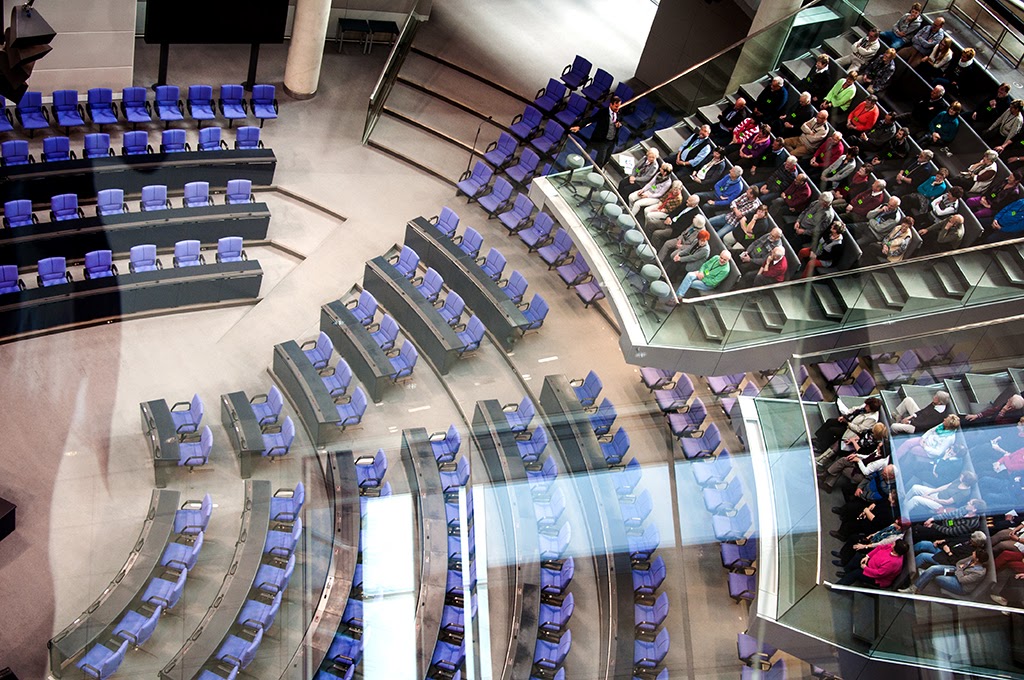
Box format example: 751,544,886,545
423,209,551,331
0,236,253,294
428,429,476,680
1,85,278,136
3,180,255,227
75,495,214,679
298,331,375,428
0,125,263,166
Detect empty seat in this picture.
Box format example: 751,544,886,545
346,290,378,326
439,456,470,495
37,257,71,287
250,84,278,127
326,633,363,676
555,92,589,128
96,189,126,217
505,147,541,186
249,385,283,426
186,84,215,124
533,78,567,115
589,397,617,436
414,267,444,303
430,424,461,465
713,505,752,542
499,193,536,234
519,293,549,332
255,553,295,594
503,396,535,433
387,341,418,382
437,291,465,327
219,85,248,125
83,133,113,159
161,529,204,571
302,331,334,370
389,245,420,280
633,555,666,602
183,181,212,208
429,640,465,678
457,315,486,356
1,139,32,165
534,486,564,528
83,250,116,279
198,126,227,151
680,423,722,460
539,522,571,563
533,629,571,675
516,424,549,465
160,128,189,153
335,387,368,429
615,457,642,497
510,104,544,141
173,240,205,267
225,178,254,204
155,85,184,125
235,126,263,150
571,369,602,407
356,449,388,491
636,591,669,637
483,131,518,169
122,130,152,155
621,489,654,530
114,604,163,648
600,427,630,466
703,478,743,514
628,523,660,563
15,91,49,135
0,266,25,295
216,625,263,670
76,639,129,679
539,591,575,638
322,359,353,398
721,538,757,570
581,68,613,103
640,368,676,392
541,556,574,600
129,244,162,273
178,425,213,469
527,456,559,496
519,211,555,251
622,97,656,132
51,89,85,133
456,161,493,200
237,590,282,631
478,248,506,281
261,416,295,458
692,449,732,486
50,194,82,222
216,236,246,263
835,371,876,397
0,96,10,133
169,393,204,435
729,571,756,603
480,177,515,217
141,185,170,211
367,314,399,352
499,270,528,304
174,493,213,534
142,567,188,610
42,136,74,162
667,398,707,438
818,357,858,384
264,517,302,557
3,199,35,228
121,87,152,126
538,228,573,268
530,121,566,157
556,256,590,288
456,227,483,259
707,373,745,395
86,88,118,128
634,628,670,674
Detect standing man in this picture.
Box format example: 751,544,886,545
570,95,622,168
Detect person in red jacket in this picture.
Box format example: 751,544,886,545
769,173,813,217
845,179,888,221
846,95,881,134
990,435,1024,473
810,131,846,169
836,539,909,587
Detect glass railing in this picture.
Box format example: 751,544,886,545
362,2,430,144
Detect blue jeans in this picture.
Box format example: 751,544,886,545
880,31,908,49
914,541,941,569
676,271,713,296
707,213,732,237
915,564,965,594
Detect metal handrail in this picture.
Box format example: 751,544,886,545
363,6,424,144
948,0,1024,67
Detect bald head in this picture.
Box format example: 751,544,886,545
770,227,783,240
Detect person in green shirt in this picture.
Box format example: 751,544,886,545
823,72,859,117
675,250,733,296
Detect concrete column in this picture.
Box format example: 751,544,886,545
284,0,332,100
727,0,803,92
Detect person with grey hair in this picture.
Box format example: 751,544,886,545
887,149,935,197
859,195,904,246
778,91,817,133
751,76,789,122
964,393,1024,428
673,124,714,171
618,146,661,195
740,243,788,288
913,530,989,570
985,99,1024,152
891,391,954,434
782,191,836,249
650,194,701,250
951,149,1000,195
666,226,712,281
839,27,882,71
675,250,733,296
627,163,674,216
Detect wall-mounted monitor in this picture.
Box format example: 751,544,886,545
144,0,289,44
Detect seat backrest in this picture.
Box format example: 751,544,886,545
38,257,66,278
401,341,419,366
84,133,110,155
379,314,399,341
437,206,459,235
532,212,554,236
512,192,534,215
124,130,148,150
461,227,482,254
199,127,222,148
528,294,549,321
398,245,419,271
442,291,465,317
123,87,147,106
85,250,113,274
591,68,613,90
88,87,112,105
252,84,275,103
221,84,244,102
97,188,123,210
188,84,213,102
517,148,540,172
506,270,528,298
553,228,572,252
423,268,443,291
218,236,243,259
51,194,78,216
141,185,168,209
131,244,157,269
467,315,486,342
3,139,28,160
471,161,493,183
237,126,260,146
17,91,41,111
53,90,77,110
484,248,505,271
162,128,186,149
543,122,566,141
43,136,70,158
4,199,31,224
184,181,209,202
226,178,252,202
155,85,179,103
176,240,201,261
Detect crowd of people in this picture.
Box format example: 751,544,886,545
613,2,1024,298
809,376,1024,604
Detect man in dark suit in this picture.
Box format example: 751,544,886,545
571,96,622,168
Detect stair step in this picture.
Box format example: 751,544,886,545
994,250,1024,286
697,102,727,127
811,282,846,321
654,125,688,156
943,378,971,415
754,292,787,331
932,260,968,298
693,303,726,342
871,269,908,309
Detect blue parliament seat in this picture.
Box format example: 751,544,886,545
356,448,388,493
499,192,536,234
456,160,493,200
505,147,541,187
173,239,205,267
430,424,462,466
530,121,566,157
216,625,263,669
478,247,507,281
260,416,295,459
250,84,279,127
235,126,263,150
216,237,246,263
178,425,213,470
635,591,669,638
83,133,113,158
161,532,204,571
96,188,126,216
249,385,284,427
161,128,190,153
437,291,466,327
264,517,302,558
51,90,86,133
347,289,378,326
42,136,74,162
370,314,400,351
0,265,25,294
538,228,573,269
456,226,483,259
4,199,35,227
155,85,185,126
335,386,368,430
390,244,421,280
0,96,13,133
86,88,118,128
76,639,129,679
121,87,152,126
255,553,295,594
170,393,204,435
302,331,335,370
184,181,213,208
122,130,152,155
510,104,544,141
499,270,528,304
533,78,567,116
555,92,589,128
50,193,82,221
129,244,162,273
113,604,163,648
270,481,305,522
560,55,592,90
432,206,460,239
655,377,696,413
479,177,514,215
237,590,283,631
174,494,213,535
518,211,555,251
456,314,486,356
16,91,50,136
37,256,71,287
199,126,227,151
414,267,444,303
219,84,249,126
2,139,32,165
581,68,613,103
83,249,116,279
187,85,215,124
533,628,570,677
518,293,549,332
483,132,518,169
225,178,254,204
142,567,188,610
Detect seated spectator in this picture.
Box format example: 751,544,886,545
897,16,946,68
628,163,674,216
899,548,988,596
952,150,1000,196
988,435,1024,474
834,519,906,568
810,131,846,171
904,471,978,517
831,465,898,540
777,91,817,136
917,213,965,255
672,124,713,173
910,499,987,543
864,215,914,263
731,123,773,170
845,96,881,136
880,2,923,49
649,194,700,249
991,523,1024,555
860,49,898,94
914,531,989,572
869,126,912,168
858,196,905,246
800,54,834,106
819,147,860,189
708,186,761,237
783,192,837,249
724,204,771,252
838,28,882,71
965,173,1021,225
751,76,789,122
820,422,891,492
906,443,966,488
858,112,897,154
914,36,955,83
930,48,975,99
844,178,888,222
984,99,1024,152
909,85,948,127
661,223,710,279
963,393,1024,428
695,165,745,215
723,116,760,157
642,180,684,235
711,98,750,144
747,137,788,179
823,72,859,120
619,147,661,195
739,244,787,288
904,167,950,207
759,158,801,205
832,165,872,210
918,102,962,147
970,82,1012,131
987,196,1024,241
890,390,953,434
683,147,727,192
675,250,733,296
798,219,847,278
813,396,882,456
782,109,830,158
836,538,909,588
929,186,963,221
895,414,961,464
990,554,1024,606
